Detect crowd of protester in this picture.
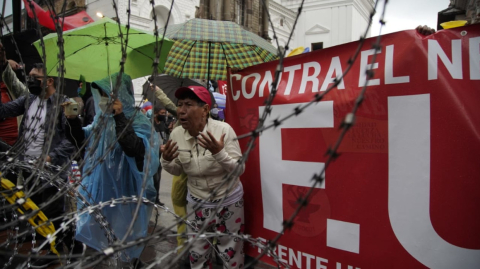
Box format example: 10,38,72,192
0,36,242,268
2,2,476,265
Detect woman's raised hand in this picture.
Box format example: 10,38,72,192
198,131,225,155
162,140,179,162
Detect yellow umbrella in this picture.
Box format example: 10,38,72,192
440,20,468,29
287,46,305,57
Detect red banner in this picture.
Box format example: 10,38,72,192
218,80,228,95
23,0,94,31
226,25,480,269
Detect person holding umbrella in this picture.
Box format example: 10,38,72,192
149,82,190,265
0,55,86,258
161,18,277,81
161,86,245,269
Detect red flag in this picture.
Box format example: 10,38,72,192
218,80,227,95
23,0,94,31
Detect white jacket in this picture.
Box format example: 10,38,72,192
161,119,245,200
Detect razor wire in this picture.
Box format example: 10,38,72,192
243,1,388,266
0,0,390,268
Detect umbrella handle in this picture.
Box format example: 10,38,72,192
208,41,211,84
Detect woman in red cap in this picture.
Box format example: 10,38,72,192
161,85,245,269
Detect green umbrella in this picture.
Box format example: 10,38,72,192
33,17,173,82
161,18,278,81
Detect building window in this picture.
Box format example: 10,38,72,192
235,0,245,26
311,42,323,51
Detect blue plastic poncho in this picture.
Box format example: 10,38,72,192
146,109,153,119
76,73,160,260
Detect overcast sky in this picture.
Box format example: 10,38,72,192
371,0,451,36
3,0,13,17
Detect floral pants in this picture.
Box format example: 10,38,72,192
187,199,245,269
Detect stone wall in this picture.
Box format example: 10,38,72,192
52,0,86,13
197,0,268,39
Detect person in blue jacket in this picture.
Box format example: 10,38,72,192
75,73,160,265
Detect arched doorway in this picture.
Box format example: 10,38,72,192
151,5,175,28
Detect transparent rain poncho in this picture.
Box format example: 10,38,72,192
75,73,160,260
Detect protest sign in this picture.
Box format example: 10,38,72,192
226,26,480,269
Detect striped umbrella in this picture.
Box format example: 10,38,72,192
161,18,278,81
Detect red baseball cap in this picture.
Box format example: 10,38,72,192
175,86,212,107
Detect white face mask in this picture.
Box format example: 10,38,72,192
98,96,110,113
210,108,219,116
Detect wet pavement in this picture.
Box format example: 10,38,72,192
0,170,274,269
94,170,274,269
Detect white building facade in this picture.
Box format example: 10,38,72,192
269,0,374,51
85,0,199,31
85,0,373,50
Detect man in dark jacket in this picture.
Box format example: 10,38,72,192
0,59,84,258
79,81,95,127
0,62,78,167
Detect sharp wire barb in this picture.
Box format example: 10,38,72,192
0,0,388,268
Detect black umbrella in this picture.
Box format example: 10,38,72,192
142,74,205,111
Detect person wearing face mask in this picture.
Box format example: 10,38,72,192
0,60,85,258
0,62,82,162
150,84,191,266
149,107,170,205
75,73,160,267
77,79,96,127
154,108,167,133
210,103,224,122
0,62,81,163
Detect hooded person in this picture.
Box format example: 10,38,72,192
75,73,160,262
78,82,96,127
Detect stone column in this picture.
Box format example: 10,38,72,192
116,0,129,24
245,0,253,31
215,0,223,20
262,0,270,40
208,0,216,20
223,0,233,21
198,0,208,19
